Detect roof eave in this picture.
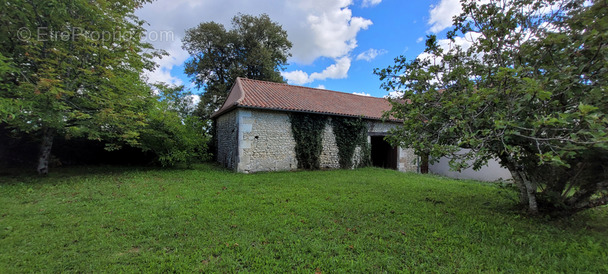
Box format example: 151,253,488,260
210,103,239,119
210,77,245,119
213,104,401,123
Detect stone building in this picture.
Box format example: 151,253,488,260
211,78,419,173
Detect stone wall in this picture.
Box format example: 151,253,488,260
319,120,340,169
398,147,418,172
237,109,297,173
319,117,369,169
216,108,419,173
216,109,238,170
368,120,397,135
369,120,418,172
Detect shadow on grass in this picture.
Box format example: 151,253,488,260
0,161,229,185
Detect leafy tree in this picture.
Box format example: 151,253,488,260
0,53,19,121
152,82,197,119
376,0,607,215
0,0,164,174
139,84,210,167
182,13,292,119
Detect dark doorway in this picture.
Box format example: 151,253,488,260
370,135,398,169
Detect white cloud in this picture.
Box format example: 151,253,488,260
385,90,404,99
316,84,326,89
417,32,481,63
143,39,188,86
189,94,201,107
362,0,382,8
356,48,387,61
416,37,424,43
425,0,560,42
428,0,462,33
282,56,351,85
440,32,480,52
353,91,371,96
310,56,351,81
302,1,373,63
407,31,483,87
419,0,568,89
136,0,373,85
281,70,311,85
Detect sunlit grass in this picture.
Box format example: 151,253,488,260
0,164,606,272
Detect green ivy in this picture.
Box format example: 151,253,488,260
289,113,328,170
331,117,371,169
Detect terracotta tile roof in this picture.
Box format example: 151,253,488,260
211,78,396,121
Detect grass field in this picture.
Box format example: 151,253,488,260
0,164,606,272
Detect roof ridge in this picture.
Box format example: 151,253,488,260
239,77,385,100
212,78,399,121
235,77,246,104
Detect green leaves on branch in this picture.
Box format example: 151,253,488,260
183,13,292,120
139,84,211,167
0,0,209,171
376,0,608,215
0,0,162,173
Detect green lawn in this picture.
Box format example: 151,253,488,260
0,164,606,272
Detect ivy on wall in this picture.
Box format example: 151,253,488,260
289,113,328,170
331,116,371,169
290,112,371,170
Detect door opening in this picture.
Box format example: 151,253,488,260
370,135,397,169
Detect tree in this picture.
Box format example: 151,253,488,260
0,53,20,121
376,0,607,215
152,82,198,119
182,13,292,119
0,0,163,174
139,84,210,167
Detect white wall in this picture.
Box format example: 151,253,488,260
429,149,512,182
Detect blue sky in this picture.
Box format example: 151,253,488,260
136,0,462,98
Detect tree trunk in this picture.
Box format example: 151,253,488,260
519,170,539,214
567,180,608,210
502,158,529,207
37,127,55,175
420,152,429,174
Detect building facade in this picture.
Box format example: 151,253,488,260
212,78,419,173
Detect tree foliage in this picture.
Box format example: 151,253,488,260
376,0,608,215
140,84,210,167
0,0,208,173
182,13,292,119
0,0,165,174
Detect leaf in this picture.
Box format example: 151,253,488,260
578,103,598,115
